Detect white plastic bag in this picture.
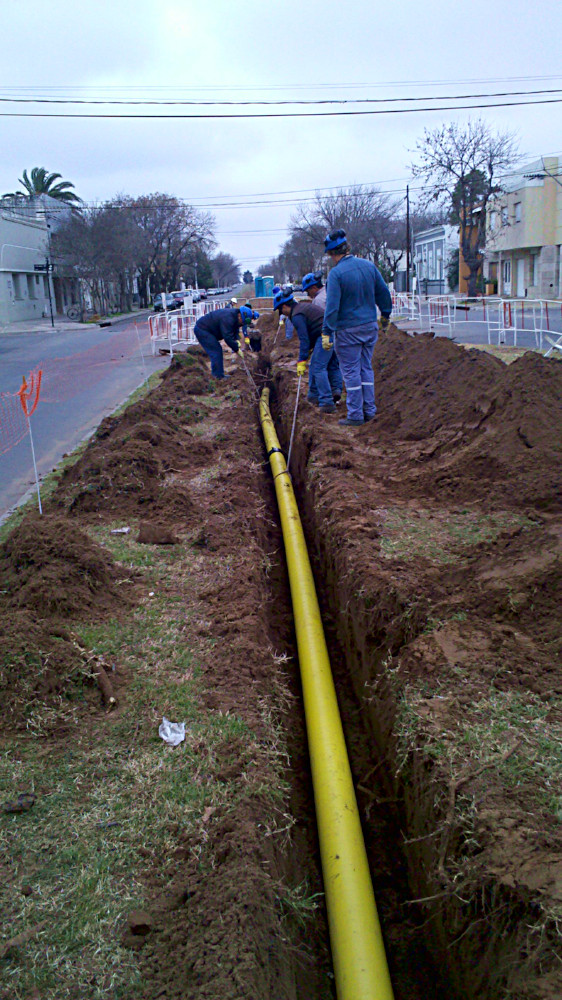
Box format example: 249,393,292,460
158,717,185,747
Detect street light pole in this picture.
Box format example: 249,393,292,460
194,261,198,291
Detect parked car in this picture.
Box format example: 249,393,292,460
153,293,177,312
199,289,207,299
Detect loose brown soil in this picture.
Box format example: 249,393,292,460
1,319,560,999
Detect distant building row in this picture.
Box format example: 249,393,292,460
395,154,562,299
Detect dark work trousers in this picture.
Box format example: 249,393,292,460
194,326,225,378
334,325,378,421
307,338,343,406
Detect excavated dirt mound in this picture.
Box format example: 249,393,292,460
371,328,562,509
0,513,135,618
0,610,85,724
0,514,133,726
57,352,215,516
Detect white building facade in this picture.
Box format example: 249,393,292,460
413,224,458,295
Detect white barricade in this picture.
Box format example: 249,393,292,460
391,292,422,324
428,295,453,336
534,299,562,351
149,299,233,355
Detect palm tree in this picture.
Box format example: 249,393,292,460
16,167,82,204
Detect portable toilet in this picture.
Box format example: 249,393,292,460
254,275,274,297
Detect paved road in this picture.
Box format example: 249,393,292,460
0,315,169,522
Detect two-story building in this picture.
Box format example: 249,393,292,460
413,224,458,295
485,156,562,299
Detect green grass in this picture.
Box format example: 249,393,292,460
395,681,562,823
379,507,534,564
0,529,271,1000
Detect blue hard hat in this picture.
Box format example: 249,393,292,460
272,285,281,295
302,271,323,292
273,289,295,312
324,228,347,252
253,311,260,319
239,305,254,325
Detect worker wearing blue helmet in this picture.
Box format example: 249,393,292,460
302,271,326,309
194,305,258,379
322,229,392,426
274,288,342,412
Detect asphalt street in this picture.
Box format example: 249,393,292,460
0,314,169,521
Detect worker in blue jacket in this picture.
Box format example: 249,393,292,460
322,229,392,426
194,305,257,379
274,288,342,412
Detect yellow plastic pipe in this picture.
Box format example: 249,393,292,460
259,387,394,1000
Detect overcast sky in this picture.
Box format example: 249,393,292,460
1,0,561,271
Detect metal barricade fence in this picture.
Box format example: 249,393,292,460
148,299,232,356
391,292,422,323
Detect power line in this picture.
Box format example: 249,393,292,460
2,97,562,119
3,74,562,94
1,87,561,106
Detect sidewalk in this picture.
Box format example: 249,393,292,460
0,309,152,336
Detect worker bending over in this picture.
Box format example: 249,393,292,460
322,229,392,427
274,288,342,413
194,305,257,380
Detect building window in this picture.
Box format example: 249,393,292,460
515,202,522,223
26,275,35,299
501,207,508,226
503,260,511,284
12,274,23,299
490,210,496,230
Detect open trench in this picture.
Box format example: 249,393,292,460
248,372,448,1000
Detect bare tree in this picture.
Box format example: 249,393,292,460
289,185,402,267
52,195,217,312
211,252,240,287
411,119,518,296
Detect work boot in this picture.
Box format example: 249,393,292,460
319,404,336,414
363,413,378,422
338,417,364,427
307,395,319,405
333,393,342,404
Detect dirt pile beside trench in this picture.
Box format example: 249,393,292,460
0,513,134,724
56,352,215,516
373,328,562,509
0,513,134,618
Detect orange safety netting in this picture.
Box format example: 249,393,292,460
0,368,42,456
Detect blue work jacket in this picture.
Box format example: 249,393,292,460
323,255,392,336
194,308,241,351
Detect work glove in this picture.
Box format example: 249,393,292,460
244,336,250,346
378,315,390,333
321,334,333,351
296,361,307,377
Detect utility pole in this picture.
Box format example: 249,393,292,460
45,256,54,327
194,260,199,291
405,184,410,293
